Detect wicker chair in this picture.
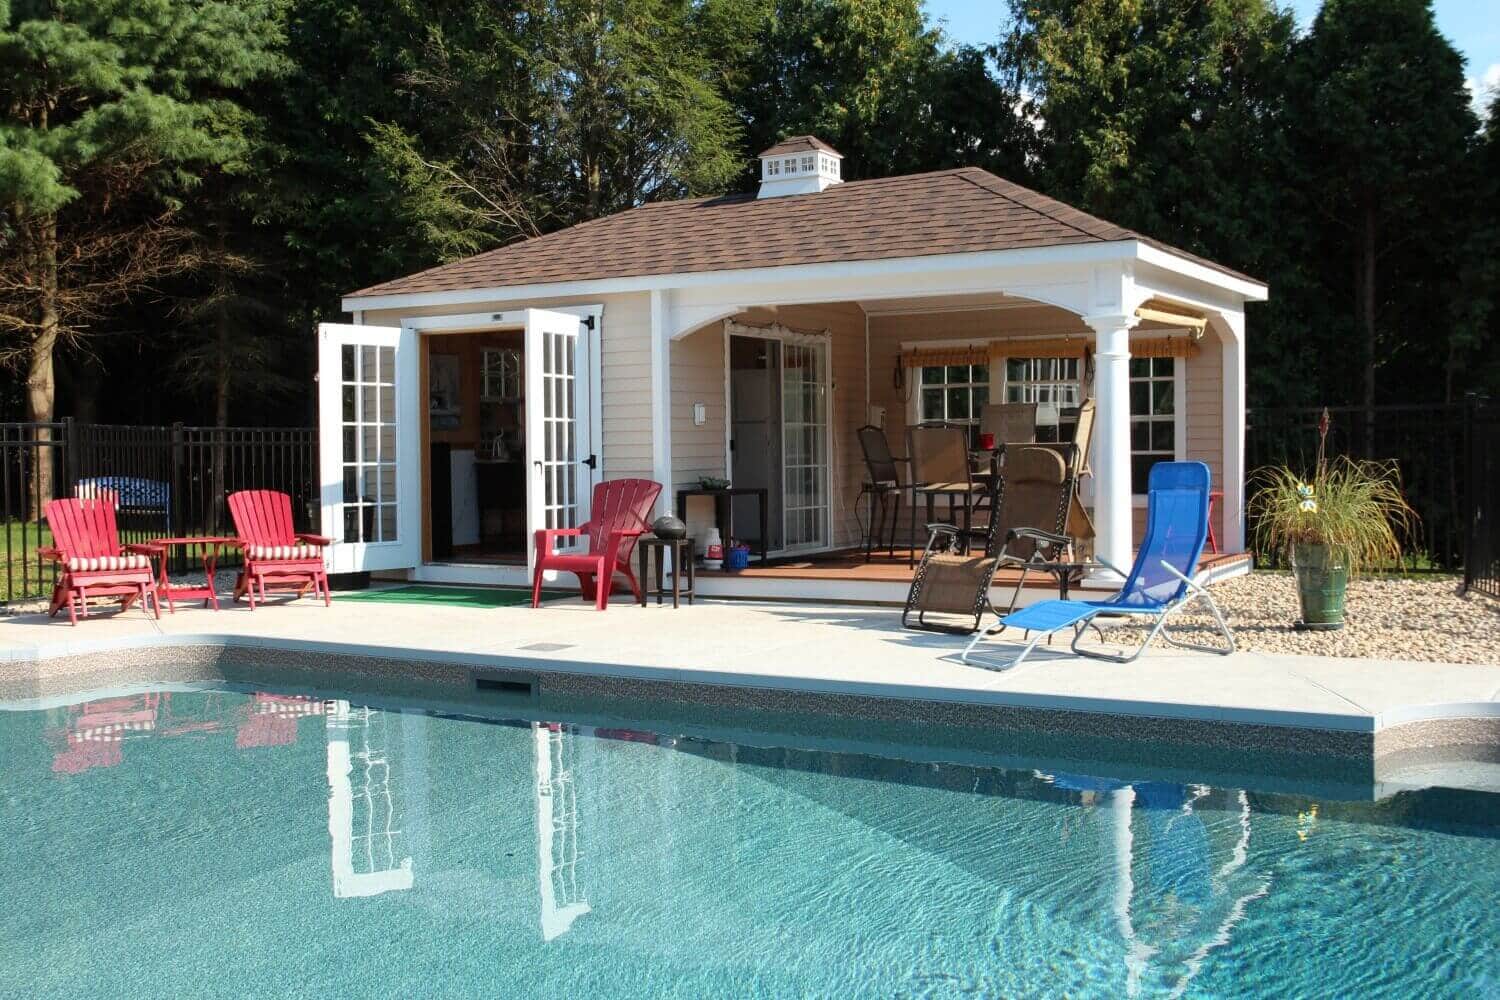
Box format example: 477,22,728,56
902,446,1075,634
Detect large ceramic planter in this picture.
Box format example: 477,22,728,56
1291,542,1347,631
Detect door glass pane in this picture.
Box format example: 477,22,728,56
338,335,398,545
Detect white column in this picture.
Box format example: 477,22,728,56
1220,310,1247,553
649,289,672,516
1085,313,1138,577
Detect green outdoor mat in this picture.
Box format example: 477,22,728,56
334,585,571,608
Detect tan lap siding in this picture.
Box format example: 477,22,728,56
361,291,656,483
1185,334,1225,544
672,303,866,549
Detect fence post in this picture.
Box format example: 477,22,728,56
1463,394,1489,595
171,422,186,573
62,416,78,502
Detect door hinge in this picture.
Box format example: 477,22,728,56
582,315,596,331
582,453,598,470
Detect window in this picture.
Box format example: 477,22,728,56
1003,356,1081,443
766,159,780,177
482,348,522,401
801,155,815,172
919,364,990,444
1130,357,1176,493
782,157,797,173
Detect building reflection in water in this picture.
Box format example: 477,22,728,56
326,701,415,898
534,722,591,941
1043,773,1270,998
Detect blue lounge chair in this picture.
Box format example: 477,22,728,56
962,461,1235,667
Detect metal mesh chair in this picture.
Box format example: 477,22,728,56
856,425,908,560
902,446,1074,634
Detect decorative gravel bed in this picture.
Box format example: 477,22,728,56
1108,572,1500,664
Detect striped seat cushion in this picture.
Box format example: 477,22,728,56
66,554,151,573
248,544,323,561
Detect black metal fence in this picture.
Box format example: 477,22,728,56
2,420,316,604
1463,401,1499,598
1245,399,1487,576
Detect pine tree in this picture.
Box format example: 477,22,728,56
0,0,285,507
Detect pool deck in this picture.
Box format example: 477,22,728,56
3,590,1498,753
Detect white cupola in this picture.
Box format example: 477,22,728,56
756,136,843,199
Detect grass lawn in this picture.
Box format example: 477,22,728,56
1,520,55,603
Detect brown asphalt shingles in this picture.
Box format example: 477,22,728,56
348,167,1258,299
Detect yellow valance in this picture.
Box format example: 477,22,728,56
900,345,989,368
1129,337,1201,359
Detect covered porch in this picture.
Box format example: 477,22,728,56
662,260,1258,603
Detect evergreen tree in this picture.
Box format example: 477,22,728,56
1286,0,1479,411
0,0,285,505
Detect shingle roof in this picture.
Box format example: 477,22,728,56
758,135,842,158
347,167,1259,299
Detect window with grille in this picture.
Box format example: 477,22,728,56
1130,357,1176,493
1003,356,1081,443
918,364,990,445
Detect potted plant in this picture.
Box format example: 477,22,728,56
1249,409,1416,630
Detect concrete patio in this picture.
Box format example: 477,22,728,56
3,589,1498,743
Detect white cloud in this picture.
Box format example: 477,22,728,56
1466,62,1500,115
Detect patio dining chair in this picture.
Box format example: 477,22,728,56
906,424,986,566
981,403,1038,446
902,446,1074,634
962,461,1235,667
855,425,910,561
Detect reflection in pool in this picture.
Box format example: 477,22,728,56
3,687,1498,998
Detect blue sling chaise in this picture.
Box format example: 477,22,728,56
962,461,1236,667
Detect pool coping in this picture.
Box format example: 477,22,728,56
5,630,1499,764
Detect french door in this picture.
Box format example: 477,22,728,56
317,323,420,574
524,308,594,578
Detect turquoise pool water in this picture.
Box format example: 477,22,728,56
3,686,1498,998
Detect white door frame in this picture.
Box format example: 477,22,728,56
318,322,422,574
390,305,603,587
722,320,835,556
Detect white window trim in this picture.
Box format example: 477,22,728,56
721,319,836,557
903,358,995,432
1128,358,1188,507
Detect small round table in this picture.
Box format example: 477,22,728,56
637,536,696,608
144,536,239,612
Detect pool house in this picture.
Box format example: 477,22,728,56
327,137,1266,600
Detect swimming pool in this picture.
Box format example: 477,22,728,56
3,685,1497,998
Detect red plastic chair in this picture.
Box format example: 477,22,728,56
228,490,332,609
531,479,662,610
41,497,161,625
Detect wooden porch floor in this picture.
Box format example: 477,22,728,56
697,548,1252,588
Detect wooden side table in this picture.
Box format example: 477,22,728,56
637,536,696,608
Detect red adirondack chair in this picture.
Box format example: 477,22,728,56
531,479,662,610
41,497,161,625
228,490,332,608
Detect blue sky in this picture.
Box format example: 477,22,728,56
924,0,1500,107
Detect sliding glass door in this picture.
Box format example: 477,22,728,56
780,340,830,551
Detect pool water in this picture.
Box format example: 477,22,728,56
3,687,1498,998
